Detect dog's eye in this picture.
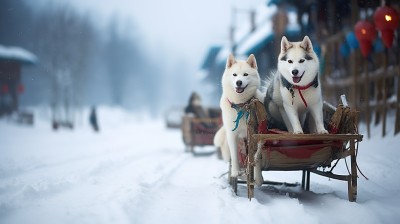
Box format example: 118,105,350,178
243,73,248,76
288,60,293,64
299,59,305,63
233,73,237,76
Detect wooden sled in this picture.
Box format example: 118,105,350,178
228,97,363,202
181,108,222,155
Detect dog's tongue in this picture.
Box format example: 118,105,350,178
236,88,244,93
292,76,301,83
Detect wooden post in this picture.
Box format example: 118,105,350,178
351,0,358,25
350,0,359,108
246,110,257,200
324,43,333,102
395,54,400,135
374,78,382,125
246,139,255,200
349,139,357,202
364,61,371,138
350,49,357,108
382,49,388,137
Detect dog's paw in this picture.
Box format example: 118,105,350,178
317,129,328,134
230,169,240,178
292,127,304,134
255,174,264,187
293,130,304,134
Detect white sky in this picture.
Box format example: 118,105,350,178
33,0,267,70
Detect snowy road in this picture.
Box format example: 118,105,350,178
1,109,400,224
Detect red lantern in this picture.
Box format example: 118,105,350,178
374,6,399,48
1,84,9,94
355,20,376,57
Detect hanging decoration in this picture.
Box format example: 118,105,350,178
373,38,385,53
354,20,376,57
1,84,9,94
340,42,350,57
374,5,399,48
18,83,25,94
345,31,359,50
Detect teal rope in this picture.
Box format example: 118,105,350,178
231,106,249,131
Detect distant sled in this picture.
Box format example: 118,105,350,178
181,107,222,156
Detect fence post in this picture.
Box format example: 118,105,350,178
350,50,358,108
382,49,388,137
364,60,371,138
395,62,400,135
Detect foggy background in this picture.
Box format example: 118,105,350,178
0,0,264,120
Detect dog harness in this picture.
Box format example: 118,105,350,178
281,74,319,108
227,97,256,131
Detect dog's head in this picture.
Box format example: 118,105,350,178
222,54,260,102
278,36,319,86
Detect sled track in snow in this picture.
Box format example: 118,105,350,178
121,152,189,219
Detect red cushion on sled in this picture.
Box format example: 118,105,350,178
262,129,343,159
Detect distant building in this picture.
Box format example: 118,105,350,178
0,45,37,115
201,3,300,104
200,46,223,102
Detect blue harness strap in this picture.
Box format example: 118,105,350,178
228,98,253,131
231,109,250,131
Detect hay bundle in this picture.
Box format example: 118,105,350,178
328,101,359,134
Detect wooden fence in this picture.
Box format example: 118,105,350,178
320,31,400,138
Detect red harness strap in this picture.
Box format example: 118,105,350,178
281,74,319,108
293,81,315,108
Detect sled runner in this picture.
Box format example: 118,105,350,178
228,96,363,202
181,108,222,154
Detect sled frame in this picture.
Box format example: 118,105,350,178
229,133,362,202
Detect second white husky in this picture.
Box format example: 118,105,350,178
264,36,328,134
214,54,264,185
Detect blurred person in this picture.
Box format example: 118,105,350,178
184,92,208,119
89,106,99,132
184,92,222,129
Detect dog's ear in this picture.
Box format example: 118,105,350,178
226,53,236,69
300,36,313,52
246,54,257,69
281,36,292,53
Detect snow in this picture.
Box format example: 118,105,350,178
1,107,400,224
0,45,37,64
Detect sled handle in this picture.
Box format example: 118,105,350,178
341,95,348,107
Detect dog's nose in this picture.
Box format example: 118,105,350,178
292,69,299,76
236,80,242,87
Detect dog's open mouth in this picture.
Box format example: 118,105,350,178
292,71,305,84
235,85,248,93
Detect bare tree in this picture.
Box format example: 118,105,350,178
32,3,96,127
103,17,149,108
1,0,166,120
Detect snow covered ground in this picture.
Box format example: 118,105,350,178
1,107,399,224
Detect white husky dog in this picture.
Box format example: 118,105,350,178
214,54,264,186
264,36,328,134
